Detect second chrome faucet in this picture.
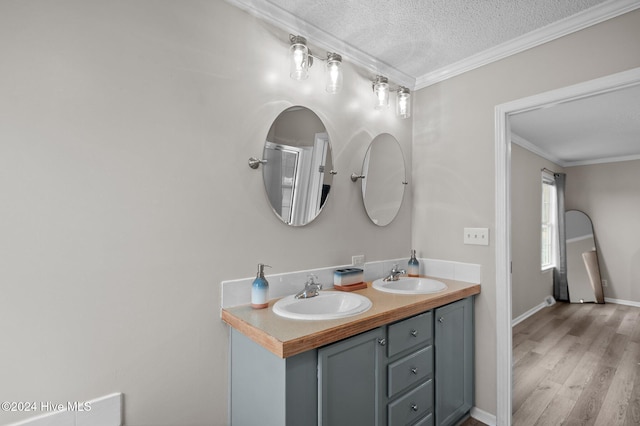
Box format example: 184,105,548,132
295,274,323,299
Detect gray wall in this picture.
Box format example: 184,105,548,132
566,159,640,303
510,144,561,320
412,9,640,416
0,1,412,424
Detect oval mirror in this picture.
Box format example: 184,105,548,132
262,106,334,226
361,133,406,226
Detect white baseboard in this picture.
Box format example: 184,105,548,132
512,301,548,327
471,406,497,426
6,393,122,426
605,297,640,308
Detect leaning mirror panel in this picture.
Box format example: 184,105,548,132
565,210,604,303
262,106,334,226
361,133,406,226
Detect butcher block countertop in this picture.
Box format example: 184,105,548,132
221,278,480,358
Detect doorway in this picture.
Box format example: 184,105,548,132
494,67,640,425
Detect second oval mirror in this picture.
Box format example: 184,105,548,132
262,106,334,226
361,133,406,226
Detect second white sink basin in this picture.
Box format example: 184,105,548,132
272,291,372,321
372,277,448,295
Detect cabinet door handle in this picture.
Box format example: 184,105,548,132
411,403,419,412
377,338,386,346
411,367,418,375
410,329,418,337
438,317,444,323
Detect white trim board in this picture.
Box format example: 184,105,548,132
224,0,639,90
495,66,640,426
512,302,548,327
605,298,640,308
471,406,497,426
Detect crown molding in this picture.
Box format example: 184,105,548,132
511,133,564,166
415,0,640,89
225,0,416,89
564,154,640,167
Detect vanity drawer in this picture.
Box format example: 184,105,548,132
388,311,433,357
388,345,433,397
388,379,433,426
413,412,434,426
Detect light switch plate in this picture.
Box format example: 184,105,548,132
464,228,489,246
352,255,365,267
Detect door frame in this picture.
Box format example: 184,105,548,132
494,66,640,426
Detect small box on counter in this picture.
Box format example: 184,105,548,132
333,268,367,291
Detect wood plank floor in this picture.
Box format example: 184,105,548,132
512,302,640,426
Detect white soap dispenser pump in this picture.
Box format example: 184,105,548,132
251,263,271,309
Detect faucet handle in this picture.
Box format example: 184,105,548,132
306,274,320,286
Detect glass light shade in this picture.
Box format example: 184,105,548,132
325,53,343,94
289,36,309,80
396,87,411,118
373,76,389,109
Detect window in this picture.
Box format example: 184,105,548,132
541,172,557,270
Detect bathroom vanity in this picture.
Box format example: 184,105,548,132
222,279,479,426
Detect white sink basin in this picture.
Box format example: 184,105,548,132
372,277,448,295
272,291,372,321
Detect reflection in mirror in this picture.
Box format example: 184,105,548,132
565,210,605,303
361,133,406,226
262,106,333,226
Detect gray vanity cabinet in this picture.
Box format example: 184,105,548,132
229,296,474,426
230,329,318,426
317,327,386,426
434,297,474,426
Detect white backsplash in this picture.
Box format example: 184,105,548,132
220,258,481,310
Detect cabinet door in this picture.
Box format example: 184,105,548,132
434,297,474,426
318,327,386,426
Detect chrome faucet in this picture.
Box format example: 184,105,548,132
383,264,406,282
295,274,323,299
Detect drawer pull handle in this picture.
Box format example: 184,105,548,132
411,403,419,412
438,317,444,323
410,329,418,337
377,338,386,346
411,367,418,375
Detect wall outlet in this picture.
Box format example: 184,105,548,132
602,279,608,287
352,255,365,267
464,228,489,246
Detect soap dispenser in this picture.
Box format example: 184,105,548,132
408,250,419,277
251,263,271,309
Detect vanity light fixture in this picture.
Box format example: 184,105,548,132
372,76,390,109
396,87,411,119
372,76,411,119
289,35,311,80
289,35,343,94
325,53,343,94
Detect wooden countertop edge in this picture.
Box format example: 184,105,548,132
222,284,480,358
